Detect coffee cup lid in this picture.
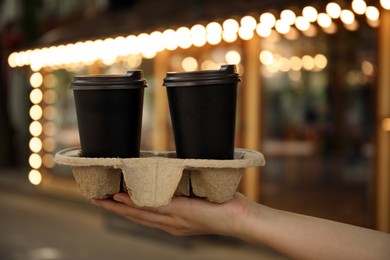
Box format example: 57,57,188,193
71,71,147,90
163,65,241,87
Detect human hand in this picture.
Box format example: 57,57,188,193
92,192,250,237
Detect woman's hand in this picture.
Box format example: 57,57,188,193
92,192,250,237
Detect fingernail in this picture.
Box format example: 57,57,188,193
92,199,101,206
113,195,123,203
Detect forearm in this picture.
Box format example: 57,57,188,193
236,201,390,260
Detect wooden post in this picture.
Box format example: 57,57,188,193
376,10,390,232
241,36,262,202
152,51,170,151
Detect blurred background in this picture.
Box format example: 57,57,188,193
1,0,390,259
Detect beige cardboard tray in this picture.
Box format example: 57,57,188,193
54,148,265,207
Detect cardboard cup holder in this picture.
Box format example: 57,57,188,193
54,148,265,207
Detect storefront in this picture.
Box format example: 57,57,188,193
7,0,390,232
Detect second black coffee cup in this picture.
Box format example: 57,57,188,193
71,71,147,158
163,65,241,159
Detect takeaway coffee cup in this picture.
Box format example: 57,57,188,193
163,65,241,159
71,71,147,158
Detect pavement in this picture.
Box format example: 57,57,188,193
0,168,286,260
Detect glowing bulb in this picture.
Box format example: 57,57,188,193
275,20,290,34
30,72,43,88
238,27,254,40
352,0,367,15
381,0,390,10
30,89,43,104
341,10,355,24
29,153,42,169
222,31,238,42
326,2,341,18
259,50,274,65
43,138,56,152
256,23,272,37
181,57,198,71
361,60,374,76
302,55,315,70
366,6,379,21
314,54,328,69
28,170,42,185
241,16,257,30
29,137,43,153
225,50,241,64
302,6,318,22
317,13,332,28
29,105,43,120
290,56,302,71
191,24,207,47
260,12,276,28
8,52,17,67
162,29,178,51
280,9,296,25
223,19,239,32
42,154,55,168
295,16,310,31
29,121,43,136
176,27,192,49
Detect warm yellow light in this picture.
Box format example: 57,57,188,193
127,54,142,68
280,9,296,25
322,22,338,34
29,153,42,169
8,52,17,67
288,70,302,82
341,9,355,24
43,138,56,152
222,31,238,42
259,50,274,65
225,50,241,64
275,20,290,34
361,60,374,76
302,55,315,70
302,6,318,22
295,16,310,31
284,27,299,40
126,35,141,54
256,23,272,37
241,16,257,30
290,56,302,71
162,29,178,51
43,122,57,137
381,0,390,10
30,89,43,104
314,54,328,69
28,170,42,185
43,74,57,88
366,6,379,21
317,13,332,28
43,106,57,120
29,105,43,120
344,20,359,31
181,57,198,71
266,61,280,73
382,118,390,131
206,22,222,45
150,31,165,52
223,19,239,32
326,2,341,18
29,137,43,153
302,24,317,37
191,24,207,47
260,12,276,28
42,154,55,168
176,27,192,49
30,72,43,88
352,0,367,15
238,27,254,40
43,90,57,104
29,121,43,136
279,57,290,72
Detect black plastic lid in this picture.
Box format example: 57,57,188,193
163,65,241,87
71,71,147,90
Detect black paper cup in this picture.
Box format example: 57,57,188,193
163,65,241,159
71,71,147,158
